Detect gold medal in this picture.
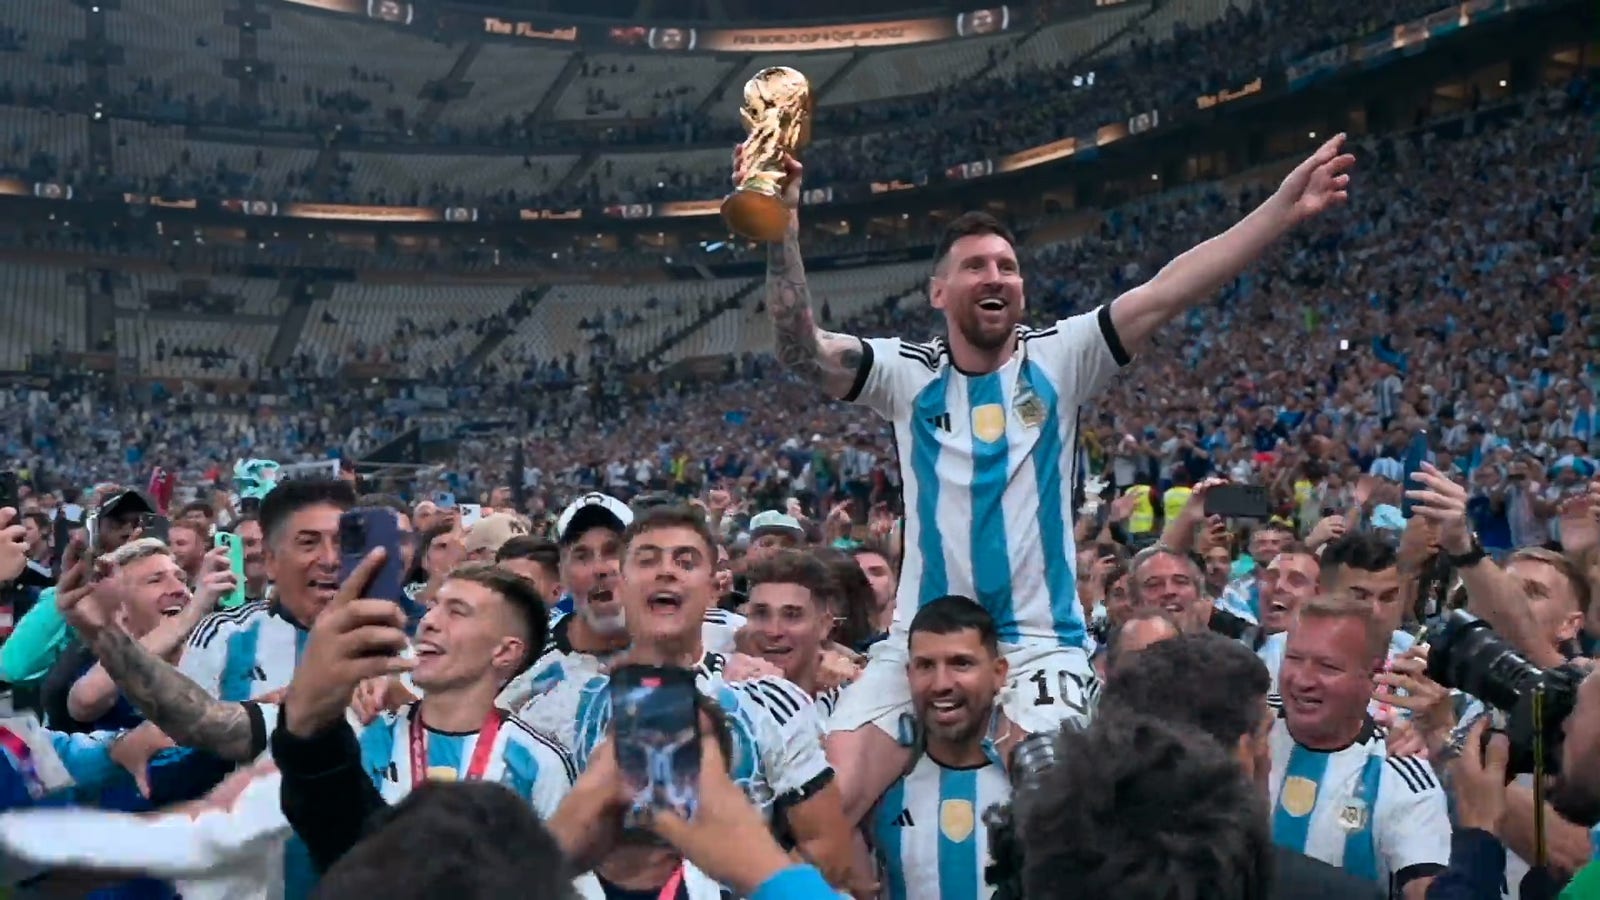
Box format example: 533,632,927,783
425,766,460,783
1280,776,1317,817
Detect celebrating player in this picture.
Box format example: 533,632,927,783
737,134,1356,821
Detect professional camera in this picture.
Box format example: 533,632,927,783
984,730,1062,900
1426,610,1585,776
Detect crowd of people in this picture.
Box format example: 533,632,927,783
0,57,1596,898
0,0,1531,210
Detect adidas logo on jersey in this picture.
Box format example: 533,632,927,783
890,809,915,827
925,413,952,432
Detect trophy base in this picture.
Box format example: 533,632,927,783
721,190,790,243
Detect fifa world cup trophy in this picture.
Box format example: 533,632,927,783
722,66,812,243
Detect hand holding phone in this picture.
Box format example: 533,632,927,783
611,666,701,824
1204,484,1271,520
214,532,249,610
338,509,408,605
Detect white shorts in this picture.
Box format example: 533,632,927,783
827,639,1098,744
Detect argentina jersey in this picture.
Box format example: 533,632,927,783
844,305,1129,649
571,667,832,819
518,652,729,755
178,597,310,702
357,702,575,819
1267,695,1450,888
501,609,748,713
871,752,1010,900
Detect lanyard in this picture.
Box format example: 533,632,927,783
408,707,506,789
656,865,685,900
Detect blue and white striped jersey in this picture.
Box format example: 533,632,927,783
870,752,1011,900
846,306,1129,649
1267,695,1450,887
499,607,748,711
177,598,308,702
353,702,575,818
563,666,832,819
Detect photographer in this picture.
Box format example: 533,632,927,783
1404,464,1579,671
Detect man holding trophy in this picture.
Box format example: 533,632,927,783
726,66,1358,830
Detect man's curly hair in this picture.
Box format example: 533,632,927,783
1016,711,1273,900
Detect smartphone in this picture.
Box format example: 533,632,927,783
214,532,249,610
1204,484,1271,520
610,665,701,824
140,514,170,545
459,503,483,529
84,512,101,557
1401,430,1429,519
1338,339,1350,351
337,508,408,604
0,470,17,510
433,492,457,510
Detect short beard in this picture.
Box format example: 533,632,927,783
1549,774,1600,829
581,604,627,636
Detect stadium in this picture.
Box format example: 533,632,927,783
0,1,1599,898
0,0,1593,509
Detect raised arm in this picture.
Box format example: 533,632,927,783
756,154,864,400
1110,134,1354,355
57,570,259,762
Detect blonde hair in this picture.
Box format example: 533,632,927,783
102,537,173,569
1292,592,1388,663
1508,547,1592,616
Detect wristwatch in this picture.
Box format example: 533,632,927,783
1446,534,1488,568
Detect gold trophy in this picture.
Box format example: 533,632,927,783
722,66,812,243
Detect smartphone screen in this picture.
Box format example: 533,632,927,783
215,532,249,610
337,508,408,604
433,492,457,510
1401,430,1429,519
0,470,17,510
459,504,483,529
1204,484,1271,520
141,514,170,545
85,512,101,557
611,666,701,824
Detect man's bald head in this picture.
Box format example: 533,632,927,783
1104,610,1180,677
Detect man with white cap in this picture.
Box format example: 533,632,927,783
498,493,747,712
745,510,808,568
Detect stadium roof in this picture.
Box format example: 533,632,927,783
476,0,959,23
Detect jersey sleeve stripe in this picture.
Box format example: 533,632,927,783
1096,303,1132,366
1386,756,1436,793
842,339,876,403
740,681,803,724
760,676,813,710
754,679,811,718
188,601,265,649
506,716,579,784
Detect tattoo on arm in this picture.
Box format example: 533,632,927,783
89,627,257,762
766,219,862,396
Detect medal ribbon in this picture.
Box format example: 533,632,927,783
0,726,43,800
408,707,506,789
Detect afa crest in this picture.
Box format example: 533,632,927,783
939,799,975,842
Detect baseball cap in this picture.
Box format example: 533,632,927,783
98,489,157,521
464,513,530,556
556,492,634,545
748,510,805,539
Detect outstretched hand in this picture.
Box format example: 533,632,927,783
1275,133,1354,224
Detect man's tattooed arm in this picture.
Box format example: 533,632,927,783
766,213,865,399
87,626,259,762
